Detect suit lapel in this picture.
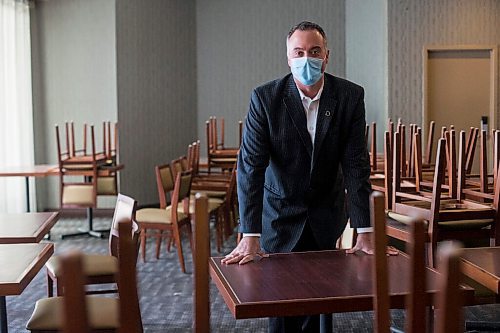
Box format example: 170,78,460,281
283,77,313,158
313,76,338,165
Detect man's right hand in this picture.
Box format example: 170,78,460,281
221,236,268,265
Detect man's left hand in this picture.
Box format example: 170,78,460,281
346,233,399,255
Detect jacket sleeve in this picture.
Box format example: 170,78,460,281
237,89,271,233
341,88,372,229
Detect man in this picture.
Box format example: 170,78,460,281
222,21,374,332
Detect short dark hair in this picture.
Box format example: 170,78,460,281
287,21,327,47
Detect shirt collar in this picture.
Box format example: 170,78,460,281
297,81,324,102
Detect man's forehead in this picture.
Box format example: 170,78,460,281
287,30,325,47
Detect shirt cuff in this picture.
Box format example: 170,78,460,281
242,233,261,237
356,227,373,233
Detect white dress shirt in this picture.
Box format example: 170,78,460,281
243,81,372,238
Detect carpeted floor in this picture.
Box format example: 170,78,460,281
6,216,500,332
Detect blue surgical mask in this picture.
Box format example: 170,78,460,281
290,57,323,86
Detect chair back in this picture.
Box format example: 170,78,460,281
193,194,210,333
170,157,185,181
371,192,390,333
109,193,138,257
117,220,143,333
170,170,193,220
434,242,464,333
61,252,90,333
155,164,175,209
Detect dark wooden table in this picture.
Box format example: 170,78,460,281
0,243,54,333
0,212,59,244
0,165,59,212
210,250,473,322
460,247,500,331
461,247,500,295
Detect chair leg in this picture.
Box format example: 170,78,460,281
56,277,63,296
174,226,186,273
215,211,222,253
224,205,232,238
47,272,54,297
155,230,163,260
187,223,194,254
426,241,436,268
140,228,147,262
166,233,173,252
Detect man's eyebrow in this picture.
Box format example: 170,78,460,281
292,47,304,51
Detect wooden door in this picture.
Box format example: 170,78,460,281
423,45,497,172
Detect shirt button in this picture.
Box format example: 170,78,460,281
309,127,314,131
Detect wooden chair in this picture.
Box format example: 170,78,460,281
434,242,464,333
135,164,174,262
388,136,499,267
46,193,137,296
371,191,428,333
27,220,143,332
136,170,193,273
371,192,391,333
372,192,464,333
60,252,90,333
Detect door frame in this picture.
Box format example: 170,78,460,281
422,44,498,137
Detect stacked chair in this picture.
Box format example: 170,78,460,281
386,124,500,267
136,134,240,272
370,191,465,333
205,116,241,172
55,121,121,238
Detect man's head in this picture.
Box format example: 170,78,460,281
286,21,329,87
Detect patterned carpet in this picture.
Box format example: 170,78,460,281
6,216,500,332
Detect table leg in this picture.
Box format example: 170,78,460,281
25,177,30,213
320,313,332,333
0,296,8,333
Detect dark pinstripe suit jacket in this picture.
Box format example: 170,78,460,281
237,73,371,253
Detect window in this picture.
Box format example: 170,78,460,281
0,0,34,212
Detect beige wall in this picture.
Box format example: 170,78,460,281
31,0,117,209
196,0,346,154
115,0,197,205
30,0,500,209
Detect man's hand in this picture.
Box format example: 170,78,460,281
221,236,268,265
346,233,399,256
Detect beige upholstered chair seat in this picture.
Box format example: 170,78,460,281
136,206,188,224
26,296,118,330
63,163,95,170
97,176,117,195
388,211,493,231
62,184,94,205
46,254,118,277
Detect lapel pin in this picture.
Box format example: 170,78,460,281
325,111,331,117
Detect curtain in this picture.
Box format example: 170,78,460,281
0,0,34,212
